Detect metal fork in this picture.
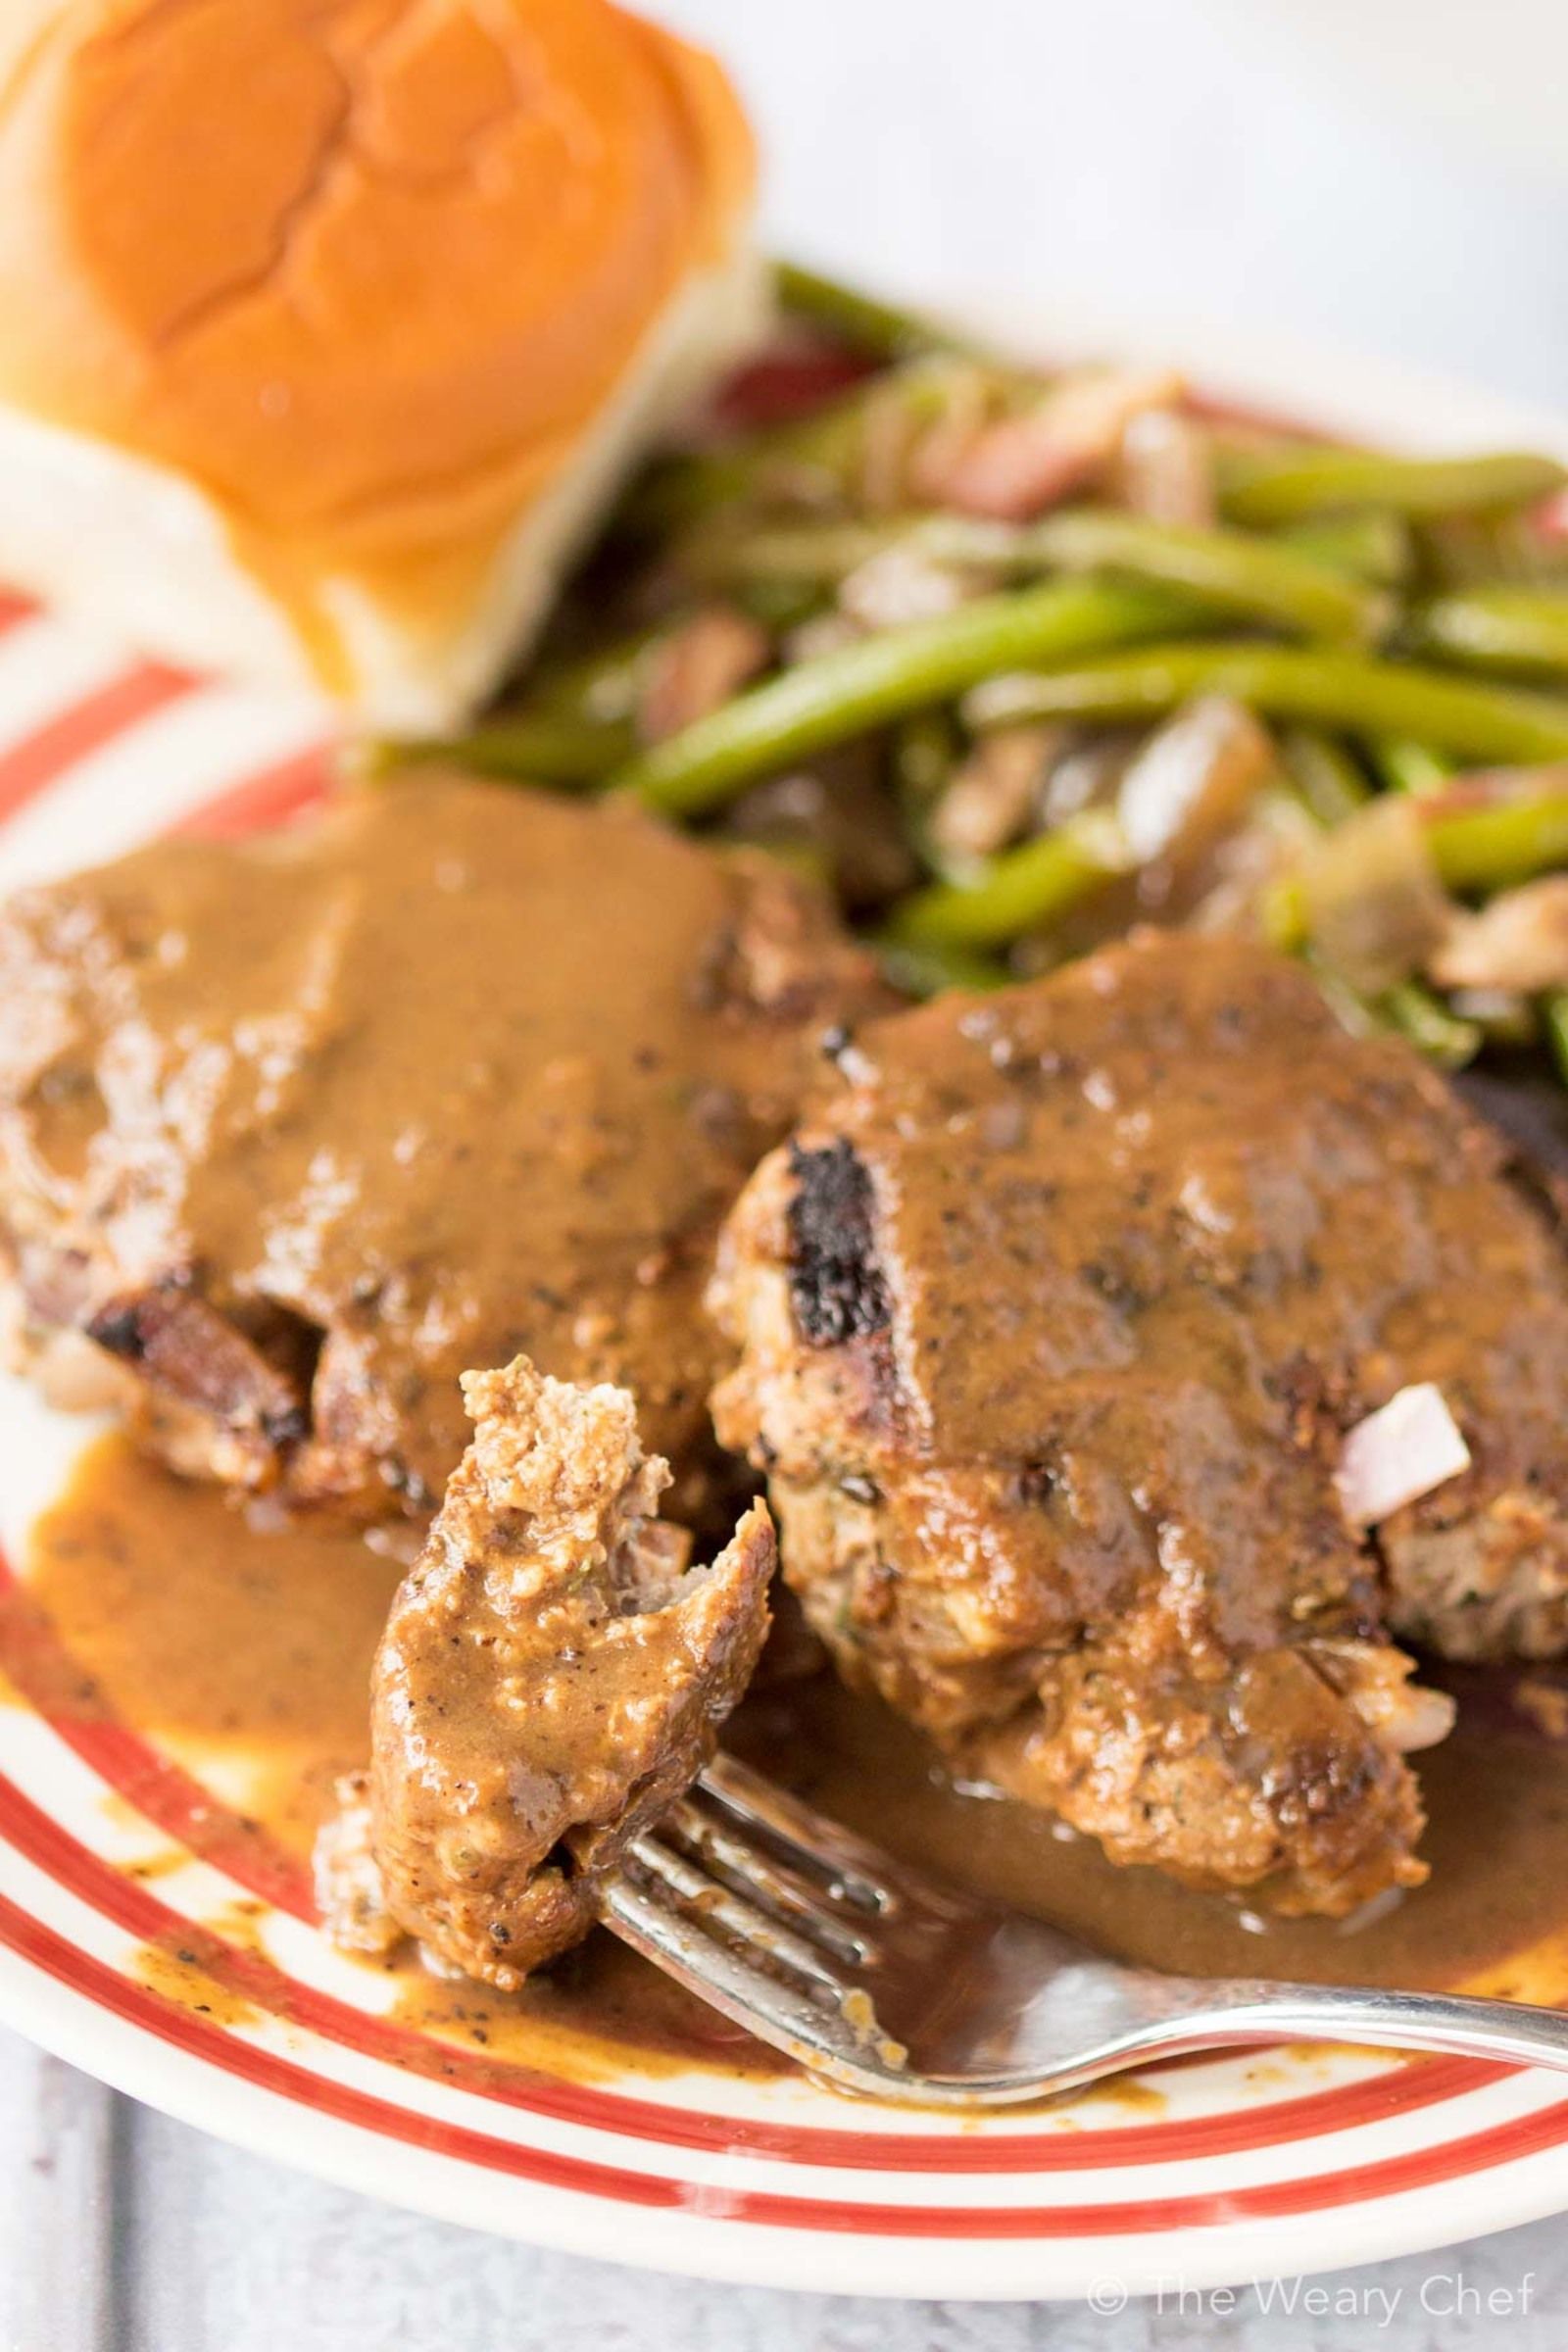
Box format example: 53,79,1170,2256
597,1754,1568,2104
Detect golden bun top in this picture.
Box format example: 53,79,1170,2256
0,0,754,631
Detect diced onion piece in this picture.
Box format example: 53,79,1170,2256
838,544,969,632
930,724,1064,863
1116,694,1276,863
1385,1683,1460,1752
1430,874,1568,993
1298,795,1452,995
1118,408,1217,527
637,608,770,745
1310,1639,1456,1753
1335,1384,1472,1528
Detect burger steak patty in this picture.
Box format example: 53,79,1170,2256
0,774,881,1520
710,933,1568,1916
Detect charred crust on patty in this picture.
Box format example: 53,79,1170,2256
785,1138,891,1349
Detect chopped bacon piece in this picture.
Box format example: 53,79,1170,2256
914,368,1186,520
638,607,770,743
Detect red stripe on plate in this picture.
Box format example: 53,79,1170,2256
0,593,37,636
0,1577,314,1921
0,663,192,823
0,1546,1501,2165
0,1878,1564,2239
0,1754,1502,2177
176,743,335,840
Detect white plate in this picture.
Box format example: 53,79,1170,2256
1,331,1567,2302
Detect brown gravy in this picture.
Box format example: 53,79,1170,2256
16,1431,1568,2083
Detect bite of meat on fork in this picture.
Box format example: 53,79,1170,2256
317,1353,773,1987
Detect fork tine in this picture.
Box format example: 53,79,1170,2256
700,1755,911,1914
625,1832,853,1995
663,1792,874,1969
597,1865,911,2094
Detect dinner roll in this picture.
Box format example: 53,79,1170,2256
0,1,763,724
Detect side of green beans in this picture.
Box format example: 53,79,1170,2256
969,643,1568,766
610,579,1199,817
373,262,1568,1092
1409,587,1568,682
884,809,1127,950
1219,448,1566,527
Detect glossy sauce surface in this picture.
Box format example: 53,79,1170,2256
0,779,876,1518
14,1432,1568,2082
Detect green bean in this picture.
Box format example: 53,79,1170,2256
622,354,976,535
622,434,847,542
1271,763,1482,1067
1278,728,1370,825
1409,587,1568,682
733,576,826,631
356,713,633,787
726,833,834,892
1419,510,1568,592
773,260,965,364
1427,784,1568,894
968,642,1568,766
525,627,661,725
1020,509,1388,644
1220,448,1566,527
1277,512,1412,587
890,710,964,879
1367,740,1454,796
1266,778,1568,948
689,507,1386,640
685,516,904,585
875,935,1010,997
618,410,863,540
1544,992,1568,1086
893,710,960,812
611,579,1198,817
882,809,1128,950
1377,979,1481,1069
682,512,1056,593
1308,952,1480,1068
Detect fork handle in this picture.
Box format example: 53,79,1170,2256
1148,1977,1568,2075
